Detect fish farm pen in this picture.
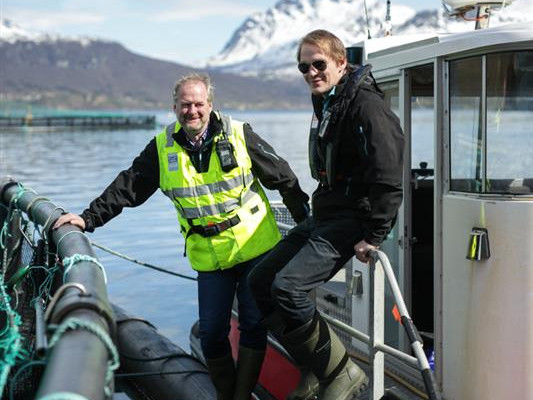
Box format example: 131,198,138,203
0,178,216,400
0,113,156,129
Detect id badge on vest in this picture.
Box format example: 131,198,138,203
168,153,179,171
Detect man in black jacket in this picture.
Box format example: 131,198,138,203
54,73,309,400
249,30,404,400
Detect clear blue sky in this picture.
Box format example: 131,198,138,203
1,0,436,66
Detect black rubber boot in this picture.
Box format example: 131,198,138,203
282,313,368,400
234,346,266,400
205,352,236,400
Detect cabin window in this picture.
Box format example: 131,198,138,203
449,57,483,193
411,65,435,170
486,51,533,194
449,51,533,194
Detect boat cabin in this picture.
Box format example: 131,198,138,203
314,20,533,399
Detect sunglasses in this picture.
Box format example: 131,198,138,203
297,60,328,74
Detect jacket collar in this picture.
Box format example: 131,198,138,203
174,111,223,151
311,67,353,120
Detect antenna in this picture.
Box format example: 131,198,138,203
363,0,372,39
384,0,392,36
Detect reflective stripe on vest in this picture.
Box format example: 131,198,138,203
162,180,259,219
162,172,254,199
156,111,281,271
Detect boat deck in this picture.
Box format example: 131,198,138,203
355,360,426,400
191,319,428,400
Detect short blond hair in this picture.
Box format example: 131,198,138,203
296,29,347,64
172,73,214,103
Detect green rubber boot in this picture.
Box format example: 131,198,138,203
262,312,319,400
317,324,368,399
287,367,320,400
282,314,368,400
234,346,266,400
205,352,236,400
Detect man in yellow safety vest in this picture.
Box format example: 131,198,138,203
54,73,310,400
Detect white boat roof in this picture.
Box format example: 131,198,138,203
357,22,533,77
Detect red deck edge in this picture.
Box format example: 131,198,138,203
230,317,301,400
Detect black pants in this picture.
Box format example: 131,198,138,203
248,216,364,329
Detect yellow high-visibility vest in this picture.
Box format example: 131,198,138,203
156,112,281,271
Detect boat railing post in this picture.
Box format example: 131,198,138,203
368,251,385,400
369,249,442,400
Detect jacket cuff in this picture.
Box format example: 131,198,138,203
80,212,95,233
364,235,383,246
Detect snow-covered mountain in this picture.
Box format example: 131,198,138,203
0,18,309,110
0,18,105,46
206,0,531,80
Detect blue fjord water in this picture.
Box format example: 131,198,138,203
0,109,314,353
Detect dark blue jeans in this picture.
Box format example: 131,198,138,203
197,254,267,359
248,217,364,329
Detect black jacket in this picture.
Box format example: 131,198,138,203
80,112,309,232
310,66,405,245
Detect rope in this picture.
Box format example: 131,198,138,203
91,241,197,281
37,392,90,400
0,184,27,250
29,264,59,302
0,280,22,393
26,197,50,220
47,317,119,398
62,254,107,285
0,185,27,394
8,185,34,211
8,360,46,400
55,230,88,251
44,283,88,323
0,183,117,399
41,206,65,234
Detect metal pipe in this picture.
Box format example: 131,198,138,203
369,249,442,400
320,311,418,368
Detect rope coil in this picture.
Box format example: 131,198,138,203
62,253,108,285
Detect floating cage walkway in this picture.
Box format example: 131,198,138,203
0,114,156,129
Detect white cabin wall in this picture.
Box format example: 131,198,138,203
442,196,533,399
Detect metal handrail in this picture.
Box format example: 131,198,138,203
273,213,440,400
321,249,441,400
368,250,441,400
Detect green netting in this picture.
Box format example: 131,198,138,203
1,185,57,399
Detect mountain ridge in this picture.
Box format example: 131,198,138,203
2,0,531,110
0,19,309,111
206,0,531,79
